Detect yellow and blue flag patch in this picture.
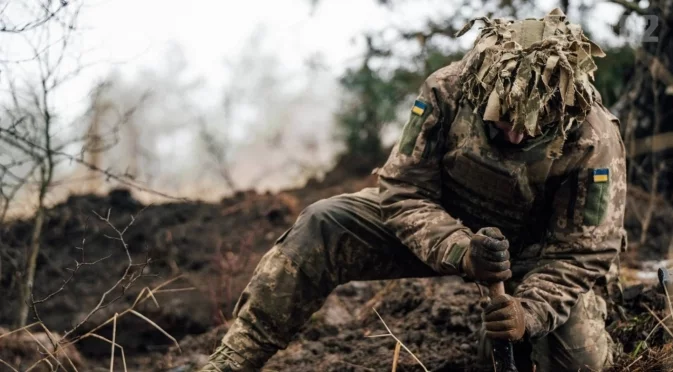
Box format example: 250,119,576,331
412,100,427,116
592,168,609,183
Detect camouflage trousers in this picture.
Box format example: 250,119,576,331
221,188,614,371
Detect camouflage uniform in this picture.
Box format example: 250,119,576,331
205,9,627,372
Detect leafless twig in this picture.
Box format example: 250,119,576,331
0,128,188,201
31,221,111,306
60,207,150,339
0,0,70,34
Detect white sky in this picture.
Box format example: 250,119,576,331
78,0,626,91
80,0,416,99
81,0,443,74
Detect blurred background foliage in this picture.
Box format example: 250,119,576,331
330,0,650,170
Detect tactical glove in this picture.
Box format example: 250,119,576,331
461,227,512,283
483,294,526,341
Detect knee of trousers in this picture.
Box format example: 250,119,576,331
273,197,351,288
532,291,614,371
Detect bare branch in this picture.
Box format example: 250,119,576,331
31,223,111,305
0,1,70,34
110,313,117,372
609,0,649,16
0,127,188,201
61,207,150,339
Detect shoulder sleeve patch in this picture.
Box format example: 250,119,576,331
583,168,610,226
592,168,609,183
399,99,433,156
412,100,428,116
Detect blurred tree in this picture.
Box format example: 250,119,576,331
335,36,465,170
83,43,202,191
335,37,397,168
0,0,87,327
607,0,673,245
594,45,636,108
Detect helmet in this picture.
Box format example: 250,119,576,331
456,8,606,139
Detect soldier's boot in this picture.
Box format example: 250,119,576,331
204,188,439,370
198,344,257,372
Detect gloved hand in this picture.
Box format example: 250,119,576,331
461,227,512,283
483,294,526,341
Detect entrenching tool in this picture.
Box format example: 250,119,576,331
660,267,671,292
659,267,673,333
488,281,518,372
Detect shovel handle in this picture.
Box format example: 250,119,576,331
488,282,518,372
489,282,506,297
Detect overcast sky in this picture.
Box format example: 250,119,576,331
76,0,626,104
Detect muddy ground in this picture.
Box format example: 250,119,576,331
1,164,672,371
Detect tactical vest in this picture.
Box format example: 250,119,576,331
440,102,558,256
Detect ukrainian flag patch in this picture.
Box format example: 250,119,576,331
411,100,427,116
592,168,609,183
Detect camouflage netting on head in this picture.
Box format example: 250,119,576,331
456,8,606,138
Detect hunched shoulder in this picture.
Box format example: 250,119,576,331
425,61,467,103
569,102,623,156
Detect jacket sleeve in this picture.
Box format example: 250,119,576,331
378,68,473,274
514,107,627,338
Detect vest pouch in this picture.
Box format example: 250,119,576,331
443,150,536,234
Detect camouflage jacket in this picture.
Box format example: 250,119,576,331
377,60,627,338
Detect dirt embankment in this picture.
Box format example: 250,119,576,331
0,165,376,370
1,163,672,371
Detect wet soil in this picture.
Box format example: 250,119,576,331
1,165,672,371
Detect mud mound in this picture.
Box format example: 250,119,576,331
1,188,296,356
156,278,483,372
0,171,375,364
262,278,483,372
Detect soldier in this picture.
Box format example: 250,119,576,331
198,8,626,372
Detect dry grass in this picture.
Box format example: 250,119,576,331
391,340,402,372
367,308,429,372
0,277,193,371
612,343,673,371
609,285,673,372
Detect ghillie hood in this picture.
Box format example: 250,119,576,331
456,8,606,138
